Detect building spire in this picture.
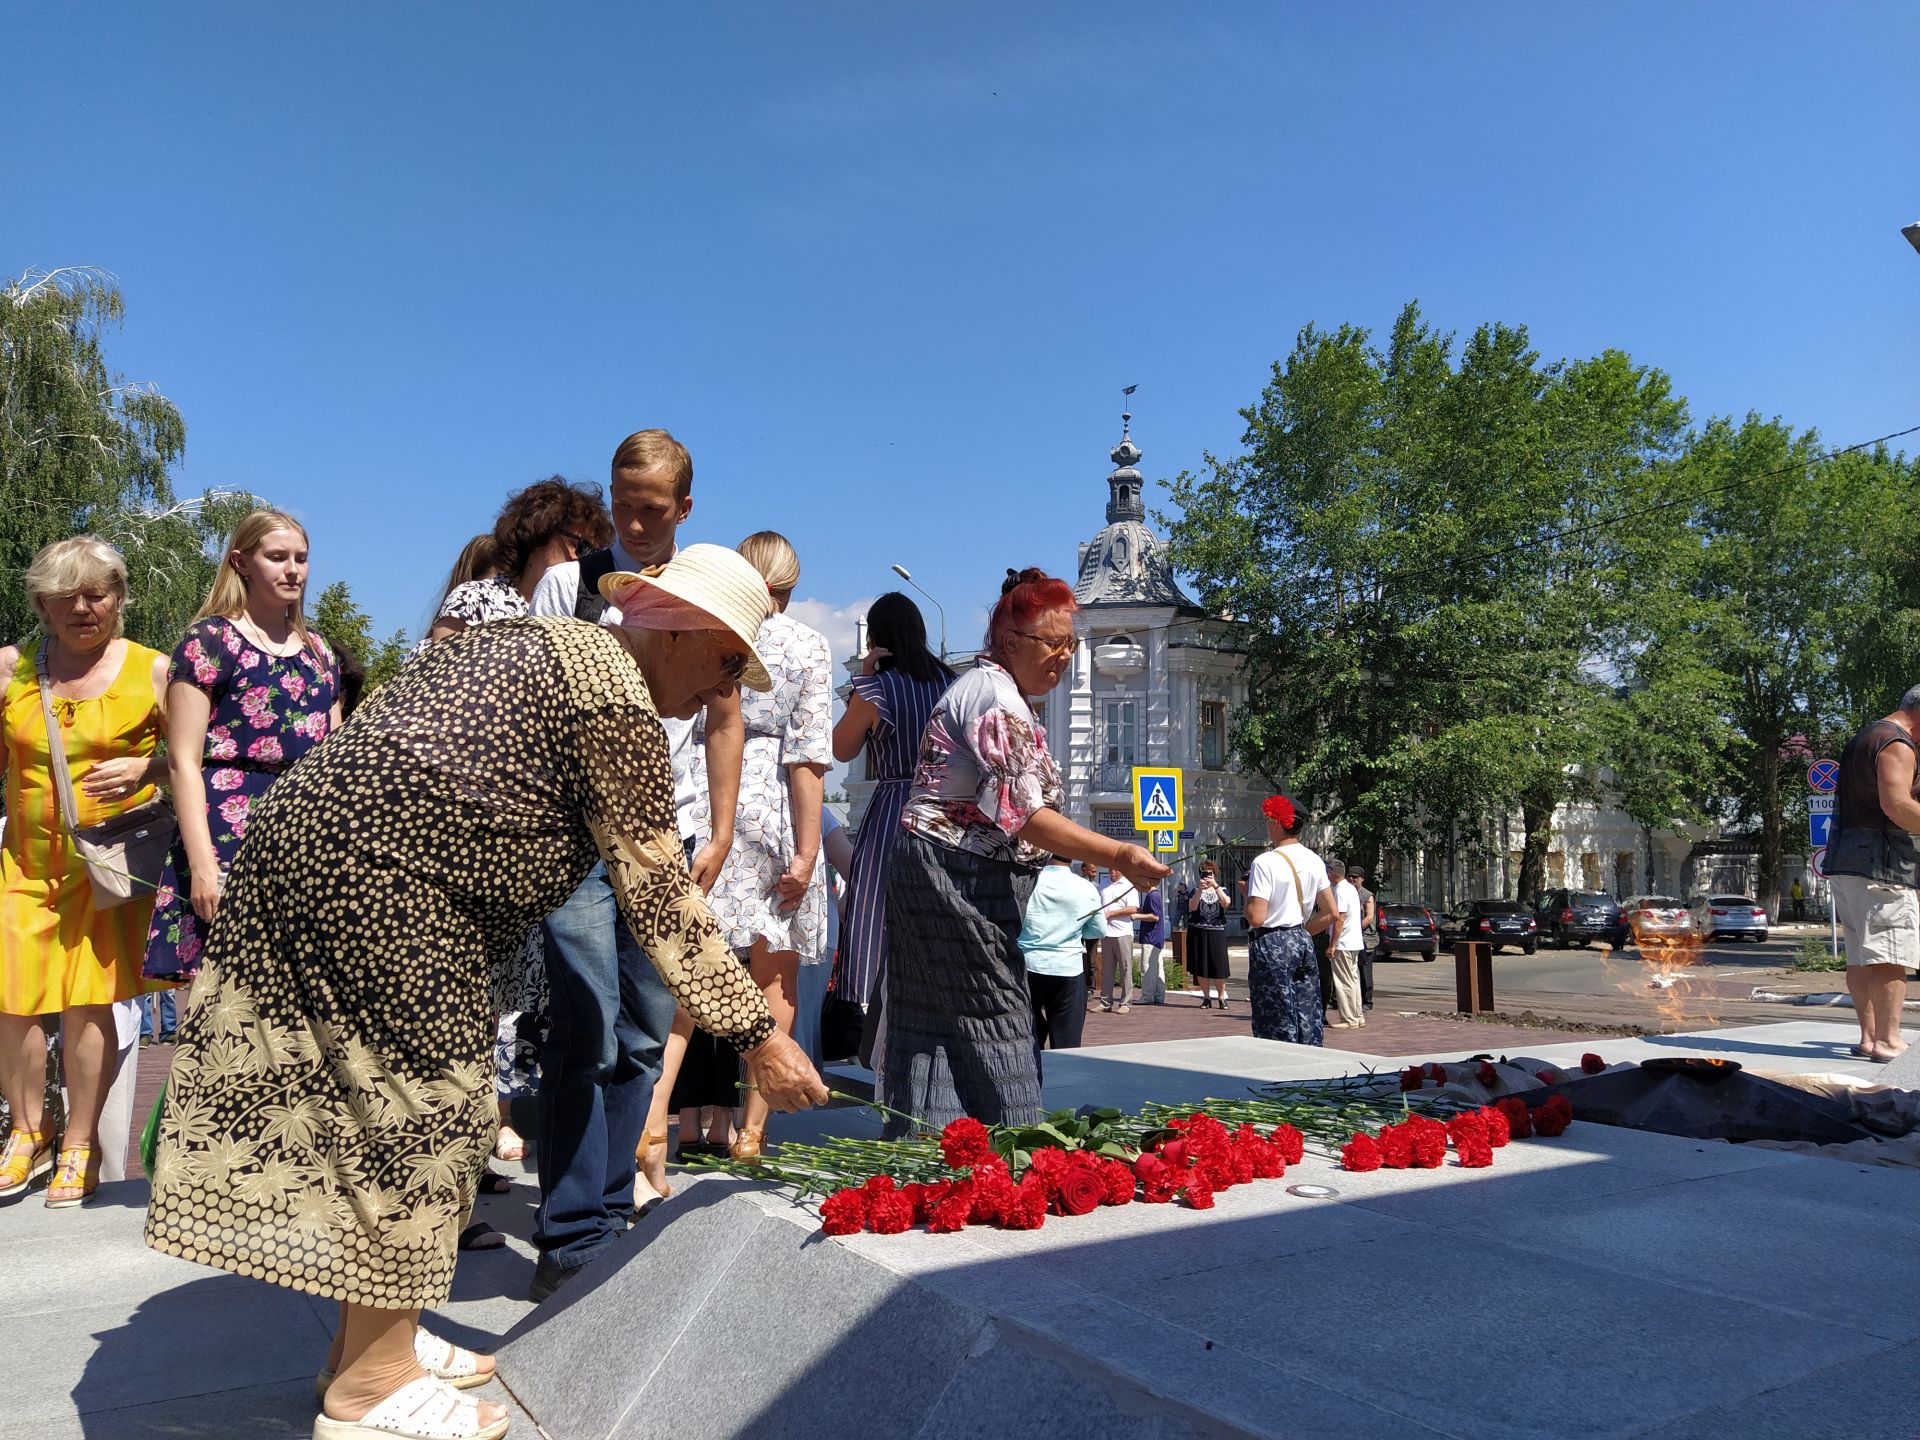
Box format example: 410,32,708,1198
1107,385,1144,522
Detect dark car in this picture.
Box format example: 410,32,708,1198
1440,899,1540,955
1533,889,1627,950
1374,903,1440,961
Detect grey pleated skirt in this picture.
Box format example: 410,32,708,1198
879,831,1040,1138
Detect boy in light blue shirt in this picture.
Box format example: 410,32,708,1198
1021,855,1107,1073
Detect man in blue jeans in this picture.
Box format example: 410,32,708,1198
525,429,743,1300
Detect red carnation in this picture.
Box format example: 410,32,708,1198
1494,1096,1533,1140
862,1175,896,1194
927,1183,974,1233
1446,1113,1489,1152
1054,1166,1108,1217
939,1117,995,1169
1476,1061,1498,1087
1182,1173,1217,1209
1531,1094,1574,1138
1341,1133,1384,1172
1001,1176,1050,1230
820,1187,868,1236
1376,1124,1413,1169
1477,1105,1511,1147
866,1190,916,1234
1580,1052,1606,1075
1410,1130,1447,1169
1271,1124,1305,1166
1536,1069,1561,1085
1400,1066,1425,1092
1101,1159,1137,1206
1246,1140,1287,1180
1457,1139,1494,1168
1428,1063,1450,1083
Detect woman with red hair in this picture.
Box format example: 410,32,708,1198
882,568,1168,1133
1242,795,1340,1045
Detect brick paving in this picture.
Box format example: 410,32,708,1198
1078,991,1597,1058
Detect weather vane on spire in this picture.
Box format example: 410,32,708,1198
1121,383,1137,436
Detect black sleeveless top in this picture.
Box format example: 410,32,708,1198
1828,719,1919,887
572,549,619,624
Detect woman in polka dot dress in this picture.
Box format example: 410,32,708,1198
144,547,826,1440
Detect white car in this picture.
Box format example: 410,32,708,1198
1622,895,1693,947
1689,894,1769,942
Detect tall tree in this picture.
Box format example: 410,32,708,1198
0,267,246,650
311,580,410,691
1684,416,1889,909
1166,302,1685,897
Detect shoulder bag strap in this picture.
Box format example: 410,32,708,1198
1274,846,1308,926
34,642,85,838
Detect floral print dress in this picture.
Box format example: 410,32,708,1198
688,611,835,960
143,619,338,982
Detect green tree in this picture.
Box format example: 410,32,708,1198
1682,416,1894,910
1166,302,1686,897
1,267,250,650
311,580,409,691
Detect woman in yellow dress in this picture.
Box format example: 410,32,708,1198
0,536,170,1207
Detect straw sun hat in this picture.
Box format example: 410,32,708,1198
599,543,775,691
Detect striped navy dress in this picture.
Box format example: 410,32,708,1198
841,667,950,1004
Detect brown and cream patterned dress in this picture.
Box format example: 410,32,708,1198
144,618,774,1308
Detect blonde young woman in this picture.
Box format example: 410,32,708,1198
143,511,342,986
0,537,170,1207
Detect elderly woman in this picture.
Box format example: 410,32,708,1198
0,537,170,1208
882,567,1168,1136
1242,795,1340,1046
144,544,826,1440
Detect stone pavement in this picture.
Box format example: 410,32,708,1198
14,1019,1913,1438
1079,992,1600,1056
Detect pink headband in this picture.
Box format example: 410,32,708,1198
603,574,727,631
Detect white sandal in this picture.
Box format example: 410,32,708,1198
312,1376,508,1440
316,1330,494,1401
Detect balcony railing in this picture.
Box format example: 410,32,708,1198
1093,760,1136,793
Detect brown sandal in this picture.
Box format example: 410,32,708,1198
729,1128,765,1162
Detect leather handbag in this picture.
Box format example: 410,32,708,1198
36,644,177,909
819,943,866,1064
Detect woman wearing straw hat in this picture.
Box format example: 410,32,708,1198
144,544,826,1440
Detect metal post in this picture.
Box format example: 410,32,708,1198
889,563,947,660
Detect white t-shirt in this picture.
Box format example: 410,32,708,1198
1100,878,1140,939
1245,843,1330,929
1331,879,1363,952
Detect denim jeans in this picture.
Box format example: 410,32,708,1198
533,861,676,1269
138,989,177,1039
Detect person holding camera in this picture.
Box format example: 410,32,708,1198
1187,861,1233,1010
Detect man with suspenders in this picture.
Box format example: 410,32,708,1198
523,429,745,1300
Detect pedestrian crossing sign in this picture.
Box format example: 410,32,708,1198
1131,767,1182,830
1151,828,1178,853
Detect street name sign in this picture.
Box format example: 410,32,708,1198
1131,768,1183,830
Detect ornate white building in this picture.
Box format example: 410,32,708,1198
1034,408,1266,892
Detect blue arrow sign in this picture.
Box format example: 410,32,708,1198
1809,812,1833,848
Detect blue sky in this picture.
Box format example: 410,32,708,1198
9,2,1918,677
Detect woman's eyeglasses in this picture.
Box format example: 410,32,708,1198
556,530,593,558
1012,628,1075,658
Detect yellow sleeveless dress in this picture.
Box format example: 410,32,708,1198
0,641,166,1014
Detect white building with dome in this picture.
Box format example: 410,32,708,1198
1033,407,1267,896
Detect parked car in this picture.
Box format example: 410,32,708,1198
1439,899,1539,955
1689,894,1769,942
1533,889,1627,949
1374,903,1440,961
1621,895,1693,947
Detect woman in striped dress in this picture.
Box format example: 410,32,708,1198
831,594,954,1051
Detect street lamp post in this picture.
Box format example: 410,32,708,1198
890,563,947,660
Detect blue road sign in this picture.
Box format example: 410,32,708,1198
1807,759,1839,794
1809,811,1833,849
1131,768,1183,830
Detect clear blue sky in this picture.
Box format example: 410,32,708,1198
10,2,1918,666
